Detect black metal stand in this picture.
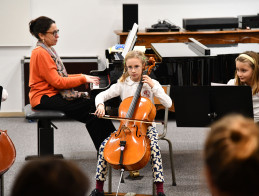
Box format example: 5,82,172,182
0,175,4,196
25,119,63,160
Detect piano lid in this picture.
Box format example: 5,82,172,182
208,43,259,55
152,41,259,63
151,43,206,61
151,39,214,63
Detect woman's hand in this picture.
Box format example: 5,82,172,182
142,75,154,88
94,104,105,118
84,75,100,85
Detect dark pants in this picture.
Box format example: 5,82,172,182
34,94,116,150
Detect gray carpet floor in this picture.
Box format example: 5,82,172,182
0,117,211,196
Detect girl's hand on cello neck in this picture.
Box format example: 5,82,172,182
142,75,154,88
94,103,105,118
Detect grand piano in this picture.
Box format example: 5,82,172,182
104,38,259,94
151,39,259,86
94,39,259,114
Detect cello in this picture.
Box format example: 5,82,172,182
0,130,16,175
0,130,16,196
103,57,157,172
0,87,16,196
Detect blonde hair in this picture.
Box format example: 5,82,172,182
235,51,259,95
118,50,147,82
204,115,259,196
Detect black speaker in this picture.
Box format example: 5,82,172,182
123,4,138,32
238,15,259,29
183,17,238,31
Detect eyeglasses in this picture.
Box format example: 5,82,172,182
46,29,59,37
127,65,142,71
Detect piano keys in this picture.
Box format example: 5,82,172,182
89,57,122,115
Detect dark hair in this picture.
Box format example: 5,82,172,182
204,115,259,196
29,16,55,40
10,158,89,196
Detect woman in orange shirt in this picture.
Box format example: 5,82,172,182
28,16,115,150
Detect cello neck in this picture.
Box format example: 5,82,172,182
126,80,143,119
125,67,150,119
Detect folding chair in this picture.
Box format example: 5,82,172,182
152,85,176,195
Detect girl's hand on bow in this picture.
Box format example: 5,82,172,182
94,104,105,118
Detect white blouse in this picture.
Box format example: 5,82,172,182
95,77,172,108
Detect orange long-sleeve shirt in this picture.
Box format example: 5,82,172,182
29,47,87,107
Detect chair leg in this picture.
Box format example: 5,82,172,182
152,181,156,196
38,120,54,156
0,175,4,196
25,119,63,160
108,164,112,194
161,137,177,186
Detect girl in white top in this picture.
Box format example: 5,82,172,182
227,51,259,122
90,50,172,196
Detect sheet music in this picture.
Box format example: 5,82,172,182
122,23,138,58
105,58,109,69
130,35,137,51
90,83,100,90
211,82,228,86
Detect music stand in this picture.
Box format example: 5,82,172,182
122,23,138,58
172,86,254,127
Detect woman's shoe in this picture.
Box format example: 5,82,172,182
89,189,104,196
157,192,166,196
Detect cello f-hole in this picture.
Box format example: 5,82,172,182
115,127,122,137
134,125,141,138
115,125,131,137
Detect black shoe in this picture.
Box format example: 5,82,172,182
89,189,104,196
157,192,166,196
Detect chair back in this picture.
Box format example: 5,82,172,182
153,85,170,139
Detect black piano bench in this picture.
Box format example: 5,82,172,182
24,104,65,160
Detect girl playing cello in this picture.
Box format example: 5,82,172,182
89,50,172,196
